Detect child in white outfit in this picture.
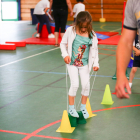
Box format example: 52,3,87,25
60,11,99,119
34,0,55,38
73,0,85,22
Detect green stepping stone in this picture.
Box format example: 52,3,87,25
68,113,78,127
77,111,87,124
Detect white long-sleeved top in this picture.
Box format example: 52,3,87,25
60,26,99,72
33,0,50,15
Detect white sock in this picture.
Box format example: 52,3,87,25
80,104,89,119
129,83,132,88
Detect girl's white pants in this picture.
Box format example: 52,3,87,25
67,64,90,96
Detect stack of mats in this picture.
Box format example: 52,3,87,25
0,41,26,50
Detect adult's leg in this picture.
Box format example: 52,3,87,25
53,9,60,45
59,9,68,35
54,32,59,46
60,33,65,39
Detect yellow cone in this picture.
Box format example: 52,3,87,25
86,98,97,118
56,110,75,133
101,84,114,105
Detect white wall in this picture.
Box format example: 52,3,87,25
0,0,1,21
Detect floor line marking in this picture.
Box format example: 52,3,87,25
0,129,77,140
1,105,140,139
21,104,140,140
0,50,115,69
0,47,59,68
0,76,65,110
99,52,116,56
5,69,140,79
92,104,140,112
109,28,122,32
98,48,116,51
22,120,61,140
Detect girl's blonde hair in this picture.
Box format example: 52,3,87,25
75,11,94,38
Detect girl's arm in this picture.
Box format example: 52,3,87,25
60,28,72,64
93,37,99,68
60,28,70,59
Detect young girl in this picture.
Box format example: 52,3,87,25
60,11,99,119
129,31,140,88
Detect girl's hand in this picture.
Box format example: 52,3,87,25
93,67,99,71
64,56,71,64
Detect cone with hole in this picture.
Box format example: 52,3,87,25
101,84,114,105
86,98,97,118
56,110,75,133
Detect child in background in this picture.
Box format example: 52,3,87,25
33,0,55,38
129,32,140,88
60,11,99,119
73,0,85,23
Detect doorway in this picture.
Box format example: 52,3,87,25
1,0,19,21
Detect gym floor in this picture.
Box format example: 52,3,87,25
0,21,140,140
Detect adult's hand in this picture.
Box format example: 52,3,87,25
115,75,131,99
70,11,73,17
64,56,71,64
48,10,52,15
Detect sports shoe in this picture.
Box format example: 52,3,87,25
48,34,55,38
129,83,132,88
69,108,79,118
36,33,40,38
69,105,79,118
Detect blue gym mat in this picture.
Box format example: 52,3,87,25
96,33,110,40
